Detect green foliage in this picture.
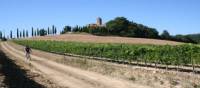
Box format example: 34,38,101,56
23,30,25,38
187,34,200,43
52,25,55,34
61,26,71,34
17,28,19,38
13,40,200,66
20,31,22,38
39,29,47,36
10,30,12,39
59,16,198,44
106,17,160,38
0,31,2,39
161,30,171,39
47,27,50,35
106,17,129,35
72,25,80,32
26,30,28,37
61,17,160,39
173,35,196,43
31,27,34,37
37,28,40,36
52,25,57,34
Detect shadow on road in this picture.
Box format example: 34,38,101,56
0,50,44,88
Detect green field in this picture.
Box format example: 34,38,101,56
13,40,200,68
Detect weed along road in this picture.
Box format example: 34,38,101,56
1,42,151,88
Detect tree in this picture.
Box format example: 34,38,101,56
37,28,40,36
72,25,80,32
32,27,34,37
52,25,55,34
161,30,171,40
10,30,12,39
34,30,37,36
39,29,47,36
23,30,25,38
0,31,2,39
55,27,57,34
17,28,19,38
61,26,71,34
105,17,160,38
20,31,22,38
26,30,29,37
186,33,200,43
174,35,197,43
47,27,50,35
106,17,129,35
146,28,159,38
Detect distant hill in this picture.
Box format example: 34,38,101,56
60,17,196,44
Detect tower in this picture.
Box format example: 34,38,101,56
96,17,102,26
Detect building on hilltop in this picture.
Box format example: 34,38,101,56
87,17,104,27
96,17,102,26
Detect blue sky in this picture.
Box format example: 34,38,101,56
0,0,199,37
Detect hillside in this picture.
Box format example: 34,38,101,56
29,33,183,45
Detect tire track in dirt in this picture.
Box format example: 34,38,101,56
1,42,151,88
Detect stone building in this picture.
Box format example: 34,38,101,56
88,17,103,27
96,17,102,26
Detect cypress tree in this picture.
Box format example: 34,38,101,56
34,30,37,36
26,30,29,37
37,28,40,36
10,30,12,39
32,27,34,37
23,30,25,38
52,28,54,34
47,27,50,35
20,31,22,38
55,27,57,35
0,31,2,39
52,25,55,34
17,28,19,38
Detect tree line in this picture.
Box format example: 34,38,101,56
185,34,200,43
0,31,7,41
60,17,198,44
6,25,57,39
1,17,199,43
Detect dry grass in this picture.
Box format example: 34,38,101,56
29,33,183,45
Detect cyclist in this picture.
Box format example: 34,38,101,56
25,45,32,61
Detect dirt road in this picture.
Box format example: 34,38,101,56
1,42,151,88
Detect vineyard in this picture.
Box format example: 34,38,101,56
13,40,200,72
